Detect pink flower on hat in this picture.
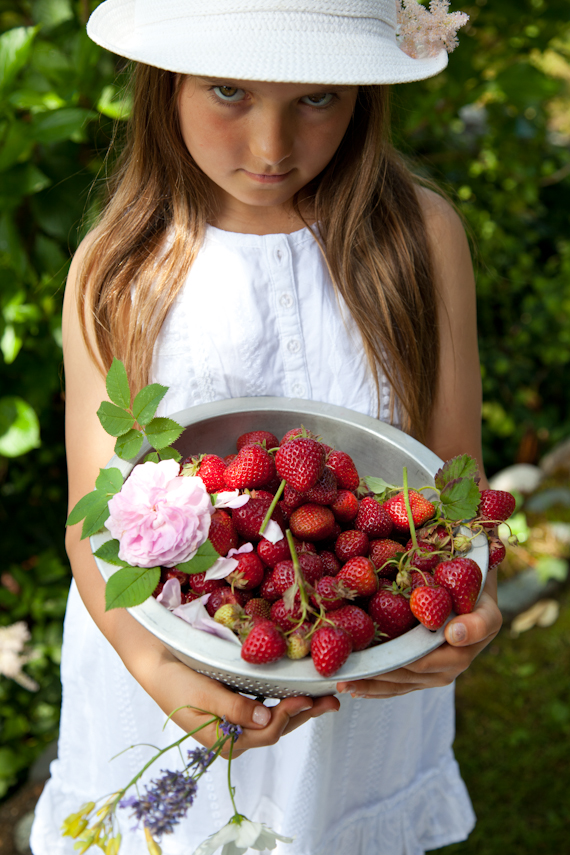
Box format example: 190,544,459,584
397,0,469,60
105,460,213,568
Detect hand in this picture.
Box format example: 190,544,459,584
335,574,502,699
142,644,340,758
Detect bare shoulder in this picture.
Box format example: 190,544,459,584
416,186,467,251
62,226,105,365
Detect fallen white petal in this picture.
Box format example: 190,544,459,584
227,543,254,558
262,520,283,544
172,597,241,646
214,491,251,509
204,556,239,581
156,577,182,609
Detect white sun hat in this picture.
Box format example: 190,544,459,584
87,0,468,85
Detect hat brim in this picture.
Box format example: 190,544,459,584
87,0,448,85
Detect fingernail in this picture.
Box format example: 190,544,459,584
297,702,313,713
338,685,353,694
252,705,271,726
450,622,467,643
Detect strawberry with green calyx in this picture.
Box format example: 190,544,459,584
181,453,227,492
337,556,379,598
241,621,287,664
227,551,265,591
310,576,348,612
280,425,321,445
286,625,312,660
275,437,327,492
434,557,482,614
368,538,403,575
487,533,506,569
475,489,517,529
223,444,276,490
214,603,244,630
326,449,360,491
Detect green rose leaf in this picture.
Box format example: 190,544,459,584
81,494,111,539
439,478,481,522
176,540,219,575
66,490,102,527
144,452,160,464
114,429,144,461
132,383,168,426
93,539,128,568
105,566,161,611
97,401,135,437
145,417,184,450
95,467,124,495
157,446,182,462
106,358,131,410
435,454,479,491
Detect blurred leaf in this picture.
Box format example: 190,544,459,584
97,84,132,120
0,26,39,94
535,556,568,582
0,324,22,363
31,107,93,144
34,0,74,28
0,396,40,456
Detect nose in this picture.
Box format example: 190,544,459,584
248,106,293,168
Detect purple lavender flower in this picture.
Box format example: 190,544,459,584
120,769,198,838
187,747,215,772
219,717,243,739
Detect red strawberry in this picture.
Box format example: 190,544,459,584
257,536,291,568
477,489,516,528
383,490,435,533
227,552,265,590
260,570,281,602
311,576,347,611
188,573,225,596
271,560,296,596
410,584,452,630
285,467,338,506
334,530,369,562
326,450,360,491
164,568,189,589
223,453,237,465
232,495,285,542
336,556,378,597
181,453,227,492
236,430,279,452
330,490,359,523
205,586,247,617
406,539,440,572
487,534,506,569
289,503,336,541
434,557,483,614
224,444,276,490
355,497,393,538
275,438,326,491
280,426,320,444
270,598,304,631
319,550,341,576
209,509,239,556
310,625,353,677
244,597,272,622
409,569,437,590
368,538,402,576
367,588,417,638
298,552,324,585
282,485,306,512
241,622,287,664
329,605,375,651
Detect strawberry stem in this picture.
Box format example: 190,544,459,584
258,478,286,535
402,467,418,549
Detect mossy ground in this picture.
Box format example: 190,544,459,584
428,586,570,854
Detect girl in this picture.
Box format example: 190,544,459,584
31,2,503,853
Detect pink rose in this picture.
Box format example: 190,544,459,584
105,459,213,568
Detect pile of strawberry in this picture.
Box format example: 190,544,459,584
152,427,515,678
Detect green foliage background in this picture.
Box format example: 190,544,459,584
0,0,569,801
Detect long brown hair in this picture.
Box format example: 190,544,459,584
78,66,438,439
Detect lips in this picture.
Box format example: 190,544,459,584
243,169,292,183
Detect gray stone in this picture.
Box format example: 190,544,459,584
525,487,570,513
14,810,34,855
540,438,570,476
547,522,570,545
497,568,561,621
29,740,58,783
489,464,543,494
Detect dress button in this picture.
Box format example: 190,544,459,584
279,292,293,309
292,383,306,397
276,248,282,261
287,338,301,354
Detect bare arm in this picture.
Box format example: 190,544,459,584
63,241,338,755
336,191,502,698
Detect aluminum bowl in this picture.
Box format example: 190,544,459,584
91,397,488,699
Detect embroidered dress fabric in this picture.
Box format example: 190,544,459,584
31,225,476,855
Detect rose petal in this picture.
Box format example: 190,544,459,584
214,491,251,509
227,543,254,558
204,556,239,581
156,577,182,609
262,520,283,544
172,596,241,646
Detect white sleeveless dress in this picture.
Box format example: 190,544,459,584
31,225,475,855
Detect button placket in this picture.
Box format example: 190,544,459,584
267,236,312,399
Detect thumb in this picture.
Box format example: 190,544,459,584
444,592,503,647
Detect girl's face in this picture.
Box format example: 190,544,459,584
177,76,358,232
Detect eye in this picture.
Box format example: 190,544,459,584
213,85,245,103
300,93,335,108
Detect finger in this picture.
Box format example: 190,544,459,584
444,591,502,647
281,695,340,735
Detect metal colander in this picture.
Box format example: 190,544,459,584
91,397,488,699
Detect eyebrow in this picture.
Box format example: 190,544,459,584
199,77,354,92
